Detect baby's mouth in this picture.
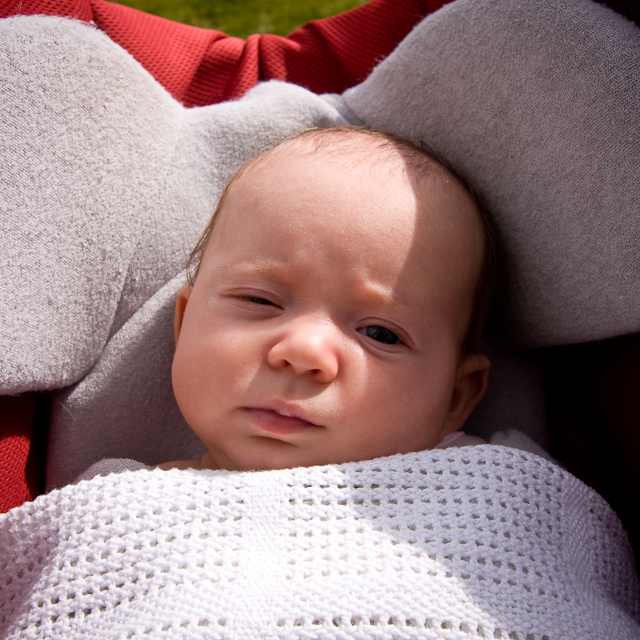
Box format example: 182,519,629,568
244,404,323,435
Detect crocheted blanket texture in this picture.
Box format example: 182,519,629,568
1,447,639,639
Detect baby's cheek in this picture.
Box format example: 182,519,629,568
171,348,198,416
391,373,452,431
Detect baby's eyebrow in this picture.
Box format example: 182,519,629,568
213,261,278,275
212,261,294,282
349,281,397,309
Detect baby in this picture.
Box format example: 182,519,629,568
160,126,497,473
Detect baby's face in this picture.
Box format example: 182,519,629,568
172,145,488,471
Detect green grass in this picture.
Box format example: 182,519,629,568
113,0,369,39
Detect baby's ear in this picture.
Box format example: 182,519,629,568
443,354,491,436
174,285,193,344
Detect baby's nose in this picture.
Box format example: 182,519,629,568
267,317,339,383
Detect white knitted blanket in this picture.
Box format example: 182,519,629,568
1,447,639,639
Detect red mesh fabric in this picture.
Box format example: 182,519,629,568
258,0,449,93
1,0,447,106
184,0,451,106
186,33,262,106
0,0,92,21
0,395,38,513
91,2,231,104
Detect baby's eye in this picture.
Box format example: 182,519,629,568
245,296,275,306
358,325,401,345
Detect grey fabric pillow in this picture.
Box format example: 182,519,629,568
344,0,640,348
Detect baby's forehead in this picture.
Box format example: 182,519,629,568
285,135,469,207
253,133,469,209
226,134,482,255
233,133,481,246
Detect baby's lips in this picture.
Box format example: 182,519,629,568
244,402,325,435
250,399,320,425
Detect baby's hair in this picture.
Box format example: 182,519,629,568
186,126,500,354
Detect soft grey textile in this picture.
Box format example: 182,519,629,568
344,0,640,348
46,274,205,487
0,0,638,488
489,429,557,464
465,344,548,447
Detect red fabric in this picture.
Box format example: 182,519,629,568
0,0,449,106
0,395,39,513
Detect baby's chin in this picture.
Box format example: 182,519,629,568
197,451,222,471
198,443,440,473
